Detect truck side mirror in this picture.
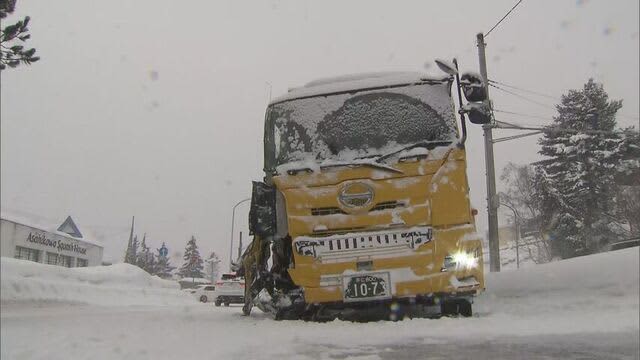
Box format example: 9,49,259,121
460,72,487,102
435,59,458,76
249,181,276,237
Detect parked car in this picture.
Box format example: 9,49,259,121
192,284,217,303
214,273,244,307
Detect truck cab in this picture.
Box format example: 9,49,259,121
242,71,486,320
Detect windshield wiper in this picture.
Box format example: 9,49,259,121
375,140,453,164
278,159,402,176
284,167,314,176
320,159,403,174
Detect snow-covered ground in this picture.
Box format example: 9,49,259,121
0,258,192,306
1,248,638,359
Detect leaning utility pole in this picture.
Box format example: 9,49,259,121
477,32,501,272
237,231,243,262
124,216,135,263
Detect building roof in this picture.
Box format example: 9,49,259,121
57,216,83,238
0,210,103,248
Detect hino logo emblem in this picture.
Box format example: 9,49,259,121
338,182,374,208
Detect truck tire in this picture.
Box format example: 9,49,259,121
242,302,252,316
215,299,222,307
200,295,208,303
459,300,472,317
442,299,473,317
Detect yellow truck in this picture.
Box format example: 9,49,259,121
239,62,490,321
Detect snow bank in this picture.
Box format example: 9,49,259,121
480,247,639,313
491,246,638,297
0,258,192,306
471,247,639,337
1,249,638,360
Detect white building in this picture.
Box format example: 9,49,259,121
1,212,103,267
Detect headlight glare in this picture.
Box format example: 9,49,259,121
443,250,479,271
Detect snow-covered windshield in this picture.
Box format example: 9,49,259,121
264,81,457,173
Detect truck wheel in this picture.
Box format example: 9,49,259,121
459,300,472,317
442,300,473,317
242,302,252,316
215,299,222,307
200,295,208,303
224,302,230,307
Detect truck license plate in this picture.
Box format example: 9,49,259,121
342,272,391,302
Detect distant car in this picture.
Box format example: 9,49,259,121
606,238,640,252
185,284,209,295
178,277,212,290
214,273,245,307
192,284,217,303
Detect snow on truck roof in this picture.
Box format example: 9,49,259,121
270,72,451,104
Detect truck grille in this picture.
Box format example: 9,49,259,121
311,201,405,216
294,227,433,261
369,201,405,212
311,207,346,216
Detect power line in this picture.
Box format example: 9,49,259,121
489,79,559,101
485,0,526,38
490,80,639,122
490,83,557,110
494,109,555,122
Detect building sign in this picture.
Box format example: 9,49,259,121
26,232,87,255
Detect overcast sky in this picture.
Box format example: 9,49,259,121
1,0,638,267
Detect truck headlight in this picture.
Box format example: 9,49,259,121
442,250,479,271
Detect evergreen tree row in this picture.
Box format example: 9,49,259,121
123,231,222,281
124,234,175,278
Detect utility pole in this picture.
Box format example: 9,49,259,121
229,198,251,271
237,231,243,262
124,216,135,263
477,32,501,272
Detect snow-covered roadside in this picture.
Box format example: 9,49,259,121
482,246,639,315
1,248,638,360
0,258,192,306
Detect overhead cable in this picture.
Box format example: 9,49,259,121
485,0,526,37
490,80,639,122
490,83,557,110
494,109,555,122
489,79,559,100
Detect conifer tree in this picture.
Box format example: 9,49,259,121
178,236,204,278
124,234,139,265
536,79,626,257
136,234,154,273
132,235,139,264
1,0,40,70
